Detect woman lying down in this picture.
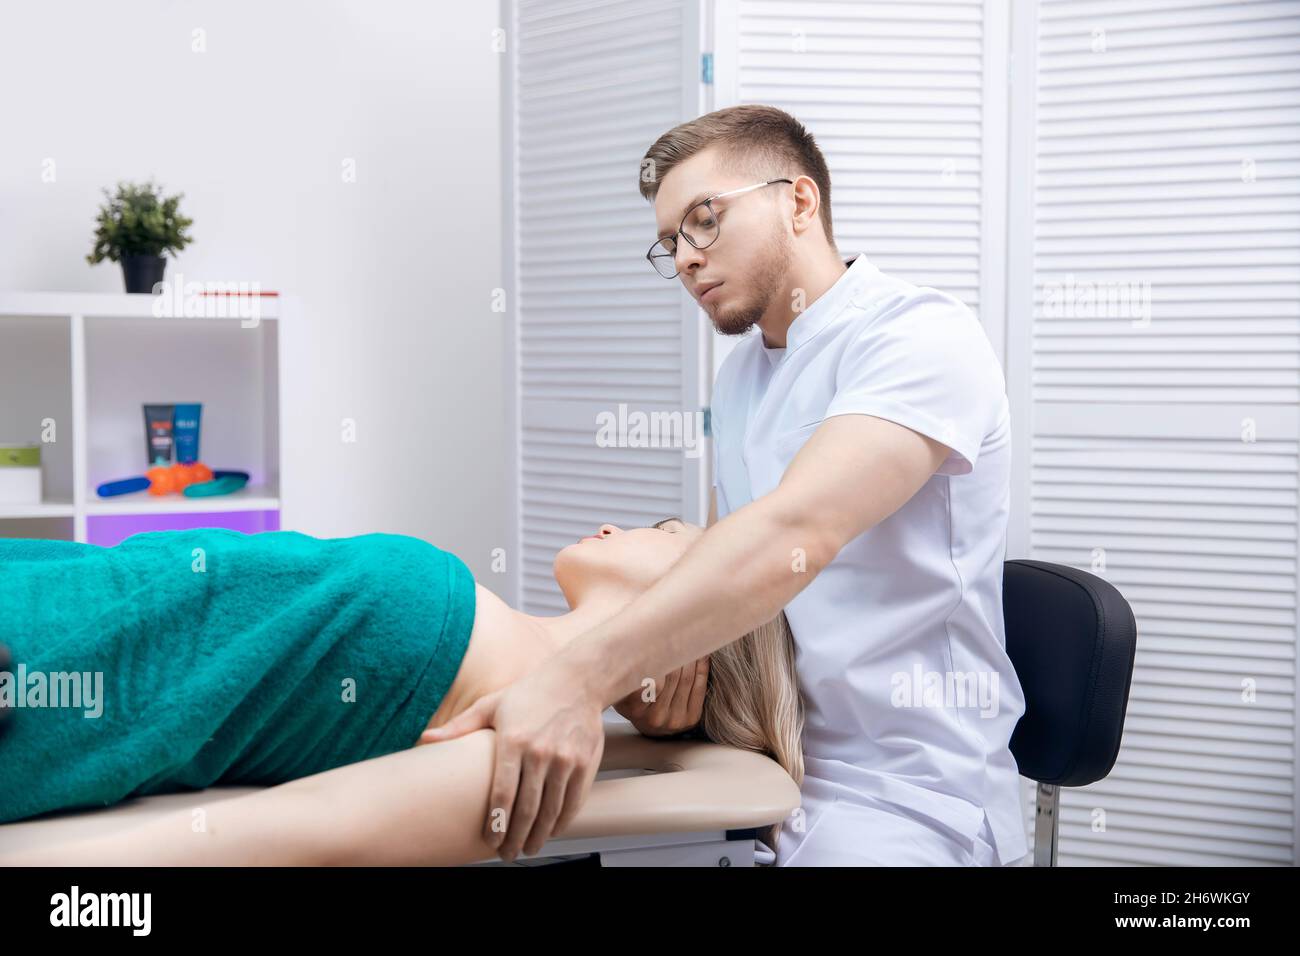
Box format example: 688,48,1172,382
0,521,803,865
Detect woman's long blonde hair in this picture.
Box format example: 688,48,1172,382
699,611,805,857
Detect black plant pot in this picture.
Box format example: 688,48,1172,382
121,254,167,293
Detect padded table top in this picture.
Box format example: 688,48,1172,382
0,723,801,860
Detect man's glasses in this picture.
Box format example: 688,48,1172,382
646,178,793,279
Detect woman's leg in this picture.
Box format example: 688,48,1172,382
1,729,501,866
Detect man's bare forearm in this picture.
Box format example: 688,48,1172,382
562,491,833,707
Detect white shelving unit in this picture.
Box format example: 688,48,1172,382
0,291,289,544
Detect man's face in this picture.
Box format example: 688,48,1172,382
651,147,792,337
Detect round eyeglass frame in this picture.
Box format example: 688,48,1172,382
646,178,794,279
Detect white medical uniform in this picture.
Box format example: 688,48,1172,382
711,253,1029,867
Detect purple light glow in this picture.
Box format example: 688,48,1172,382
86,510,280,547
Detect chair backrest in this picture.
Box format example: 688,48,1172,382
1003,560,1137,788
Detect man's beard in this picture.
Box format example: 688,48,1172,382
711,229,791,337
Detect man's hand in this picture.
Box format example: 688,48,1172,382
419,660,605,862
612,656,709,737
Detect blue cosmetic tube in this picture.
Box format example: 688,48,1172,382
173,404,203,465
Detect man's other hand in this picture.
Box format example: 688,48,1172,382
612,656,709,737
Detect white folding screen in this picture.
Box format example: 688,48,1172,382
502,0,708,613
1010,0,1300,865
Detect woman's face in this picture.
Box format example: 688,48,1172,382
553,516,705,606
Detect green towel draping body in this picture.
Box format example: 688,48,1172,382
0,529,476,824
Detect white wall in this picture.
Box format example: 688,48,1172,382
0,0,506,584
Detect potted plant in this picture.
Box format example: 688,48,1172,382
87,180,194,293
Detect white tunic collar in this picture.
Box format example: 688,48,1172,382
759,252,874,366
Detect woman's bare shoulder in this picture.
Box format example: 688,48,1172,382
465,582,542,680
425,582,536,731
471,581,513,629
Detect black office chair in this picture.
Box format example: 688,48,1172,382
1003,559,1138,866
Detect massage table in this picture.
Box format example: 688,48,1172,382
0,719,801,867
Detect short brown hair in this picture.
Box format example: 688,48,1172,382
638,104,835,244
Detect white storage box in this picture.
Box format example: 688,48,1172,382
0,443,41,504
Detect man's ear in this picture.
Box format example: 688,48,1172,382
790,175,821,235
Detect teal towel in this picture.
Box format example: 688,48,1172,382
0,528,476,824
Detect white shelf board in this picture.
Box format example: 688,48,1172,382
0,291,282,321
0,499,76,519
85,485,280,515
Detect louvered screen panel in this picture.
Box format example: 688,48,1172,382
1033,421,1298,865
1031,0,1300,865
519,401,689,611
510,0,700,613
732,0,989,311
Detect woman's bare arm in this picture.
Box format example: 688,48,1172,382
2,729,502,866
0,724,799,866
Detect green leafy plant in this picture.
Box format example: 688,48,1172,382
86,180,194,264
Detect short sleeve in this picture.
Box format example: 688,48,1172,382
823,291,1005,476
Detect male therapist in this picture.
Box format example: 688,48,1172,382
427,104,1029,867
